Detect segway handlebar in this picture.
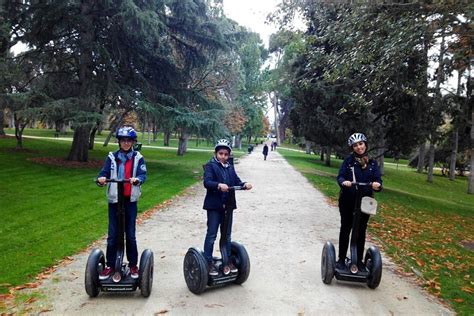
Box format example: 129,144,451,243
229,186,246,191
351,182,372,186
95,178,139,185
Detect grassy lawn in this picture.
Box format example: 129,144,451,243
4,128,258,152
278,148,474,315
0,135,241,299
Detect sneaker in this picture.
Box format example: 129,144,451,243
130,266,139,279
99,266,113,280
208,264,219,276
228,262,238,273
222,265,231,275
336,259,346,270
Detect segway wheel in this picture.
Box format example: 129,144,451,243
365,246,382,289
139,249,154,297
231,241,250,285
183,247,208,294
85,248,105,297
321,241,336,284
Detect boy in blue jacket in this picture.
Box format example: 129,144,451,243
336,133,382,270
96,126,147,280
203,139,252,276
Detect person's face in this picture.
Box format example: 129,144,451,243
352,141,366,155
119,137,133,151
216,149,230,163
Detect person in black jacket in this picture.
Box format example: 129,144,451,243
203,139,253,276
336,133,382,270
262,143,269,160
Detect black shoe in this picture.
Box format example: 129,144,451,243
336,259,346,270
208,263,218,276
358,261,367,272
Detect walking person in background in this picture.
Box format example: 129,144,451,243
263,143,269,161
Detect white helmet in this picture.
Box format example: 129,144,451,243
347,133,367,147
214,139,232,152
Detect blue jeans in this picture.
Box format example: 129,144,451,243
204,209,233,263
106,200,138,267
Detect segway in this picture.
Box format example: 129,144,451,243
85,179,154,297
321,167,382,289
183,186,250,294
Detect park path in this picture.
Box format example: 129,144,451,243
24,143,452,315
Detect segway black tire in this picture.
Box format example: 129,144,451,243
139,249,154,297
321,241,336,284
231,241,250,285
85,248,105,297
365,246,382,289
183,247,208,294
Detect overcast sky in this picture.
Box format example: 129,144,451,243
222,0,281,47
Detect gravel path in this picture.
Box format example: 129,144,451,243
21,145,452,315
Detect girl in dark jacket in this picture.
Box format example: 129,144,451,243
203,139,252,276
336,133,382,270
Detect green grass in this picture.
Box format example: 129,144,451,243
0,135,240,298
4,128,256,152
278,148,474,315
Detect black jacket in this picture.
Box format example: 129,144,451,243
336,154,383,201
203,157,245,210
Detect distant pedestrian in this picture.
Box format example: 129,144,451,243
247,144,253,154
263,144,269,161
273,141,277,150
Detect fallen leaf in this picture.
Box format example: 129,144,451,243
155,310,169,315
454,298,464,303
25,297,37,304
461,286,473,294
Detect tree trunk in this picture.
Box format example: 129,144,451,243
0,110,5,136
68,0,94,161
376,138,385,175
305,140,312,154
449,128,458,180
14,114,26,149
152,123,158,142
88,125,97,150
272,92,281,145
235,135,242,150
177,131,189,156
417,143,426,173
67,125,91,162
163,130,170,146
427,141,435,183
468,109,473,193
325,146,331,166
467,65,473,194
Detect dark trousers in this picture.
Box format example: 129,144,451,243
106,200,138,267
204,209,233,263
338,197,370,262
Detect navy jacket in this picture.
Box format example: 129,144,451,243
203,157,245,210
337,154,382,200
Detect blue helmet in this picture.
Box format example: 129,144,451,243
116,126,137,140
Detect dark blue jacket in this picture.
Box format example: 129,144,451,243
337,154,382,200
203,157,245,210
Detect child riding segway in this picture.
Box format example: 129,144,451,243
183,139,252,294
85,126,154,297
